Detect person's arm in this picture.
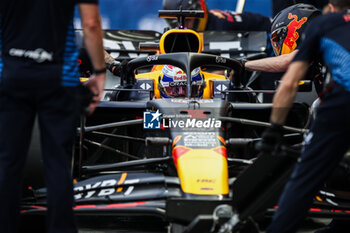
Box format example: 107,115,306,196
245,50,298,73
79,3,106,115
270,61,309,124
104,50,121,73
258,17,320,152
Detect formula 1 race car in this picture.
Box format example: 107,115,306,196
21,10,350,233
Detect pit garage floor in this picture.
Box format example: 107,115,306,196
77,217,331,233
19,214,330,232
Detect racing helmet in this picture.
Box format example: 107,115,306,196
270,4,321,56
162,0,208,31
159,65,205,98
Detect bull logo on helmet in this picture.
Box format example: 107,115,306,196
282,13,308,54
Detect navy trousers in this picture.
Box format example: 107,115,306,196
0,71,79,233
267,83,350,233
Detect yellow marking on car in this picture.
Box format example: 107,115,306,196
218,136,226,145
159,29,203,54
118,172,127,185
176,149,229,195
172,135,182,147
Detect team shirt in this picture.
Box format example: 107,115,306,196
205,9,273,57
206,9,271,32
0,0,98,86
294,10,350,91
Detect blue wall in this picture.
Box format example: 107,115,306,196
75,0,272,31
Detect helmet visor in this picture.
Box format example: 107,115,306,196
270,26,287,56
163,84,187,98
163,83,203,98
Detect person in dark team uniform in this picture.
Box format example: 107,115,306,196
162,0,271,32
0,0,106,233
259,0,350,232
272,0,329,16
245,3,323,98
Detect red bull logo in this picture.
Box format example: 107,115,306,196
283,13,308,54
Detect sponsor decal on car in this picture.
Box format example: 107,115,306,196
215,56,226,64
74,173,137,200
74,179,118,200
146,55,158,62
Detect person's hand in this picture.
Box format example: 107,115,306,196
239,58,246,70
109,59,128,77
83,72,106,115
256,123,284,154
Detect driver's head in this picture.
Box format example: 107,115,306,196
270,4,321,56
159,65,204,98
162,0,208,31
